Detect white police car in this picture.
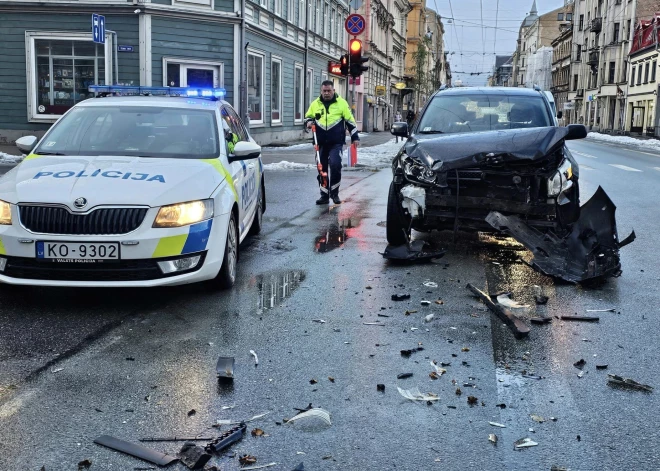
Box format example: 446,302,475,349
0,85,265,288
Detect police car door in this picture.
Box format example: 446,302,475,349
222,106,255,238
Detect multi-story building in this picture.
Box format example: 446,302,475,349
0,0,352,145
512,2,539,87
551,13,573,124
568,0,635,132
625,7,659,136
427,12,447,91
490,55,514,87
390,0,412,120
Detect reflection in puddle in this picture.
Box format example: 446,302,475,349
314,218,361,253
257,270,305,314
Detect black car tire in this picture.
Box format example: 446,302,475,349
248,181,264,235
216,212,238,289
386,181,411,245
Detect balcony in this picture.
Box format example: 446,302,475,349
590,17,602,33
587,51,599,65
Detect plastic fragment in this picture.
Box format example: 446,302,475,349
530,415,545,423
285,408,332,425
250,350,259,366
242,463,277,470
496,294,529,310
489,434,498,444
489,422,506,428
607,374,653,392
397,386,440,402
514,437,538,449
423,281,438,288
424,314,434,322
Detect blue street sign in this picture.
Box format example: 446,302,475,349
345,14,366,36
92,13,106,44
117,45,134,52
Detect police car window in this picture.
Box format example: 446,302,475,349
224,106,248,141
34,106,220,159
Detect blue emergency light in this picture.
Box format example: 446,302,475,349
88,85,226,99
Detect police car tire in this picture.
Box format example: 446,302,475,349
217,212,238,289
248,182,264,236
386,181,411,246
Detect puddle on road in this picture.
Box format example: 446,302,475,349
256,270,306,314
314,218,362,253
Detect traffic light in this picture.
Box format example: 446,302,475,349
348,38,369,78
339,54,349,76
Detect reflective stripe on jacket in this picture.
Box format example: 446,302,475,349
304,94,359,145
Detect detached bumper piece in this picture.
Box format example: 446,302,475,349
382,240,446,262
486,186,635,283
94,435,179,466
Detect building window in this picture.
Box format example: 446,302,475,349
558,13,564,21
260,0,266,7
28,34,110,122
576,46,581,62
164,58,222,88
579,15,584,31
330,9,335,42
294,64,303,122
324,3,329,38
275,0,282,16
271,58,282,123
173,0,212,6
631,66,636,86
608,62,615,84
638,65,643,85
613,23,620,43
645,62,650,83
566,13,572,21
248,51,264,124
288,0,295,22
573,74,578,91
652,61,657,82
315,0,320,33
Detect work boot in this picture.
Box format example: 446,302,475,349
331,194,342,205
316,195,329,205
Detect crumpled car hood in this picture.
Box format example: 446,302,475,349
404,127,569,171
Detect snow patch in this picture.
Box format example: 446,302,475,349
263,142,314,151
587,132,660,152
263,161,315,171
0,152,23,165
351,138,402,168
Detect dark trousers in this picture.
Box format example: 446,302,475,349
319,142,343,196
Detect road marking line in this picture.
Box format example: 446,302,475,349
580,165,595,170
609,164,642,172
573,151,598,159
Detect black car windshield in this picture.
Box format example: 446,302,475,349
417,94,551,134
34,106,220,159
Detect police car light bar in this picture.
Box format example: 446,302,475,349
88,85,226,98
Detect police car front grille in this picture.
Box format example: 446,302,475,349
18,206,148,235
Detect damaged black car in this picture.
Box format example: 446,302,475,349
388,87,634,282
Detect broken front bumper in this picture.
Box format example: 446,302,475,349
486,186,635,283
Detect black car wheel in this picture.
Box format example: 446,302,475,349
386,181,411,245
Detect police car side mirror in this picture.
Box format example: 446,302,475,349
230,141,261,161
16,136,38,154
391,122,408,137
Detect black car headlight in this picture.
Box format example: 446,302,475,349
547,159,573,197
402,156,436,184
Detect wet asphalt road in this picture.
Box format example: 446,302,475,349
1,139,659,471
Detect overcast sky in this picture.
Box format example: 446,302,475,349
429,0,567,86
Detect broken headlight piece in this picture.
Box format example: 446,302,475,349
402,156,436,184
547,159,573,196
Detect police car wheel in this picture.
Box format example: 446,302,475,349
248,182,264,235
217,212,238,289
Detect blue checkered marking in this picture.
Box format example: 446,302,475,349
182,219,214,254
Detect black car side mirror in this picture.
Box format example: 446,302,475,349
565,124,587,140
391,122,408,137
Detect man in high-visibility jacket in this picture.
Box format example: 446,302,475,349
305,81,360,205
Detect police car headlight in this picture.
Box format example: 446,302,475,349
153,199,214,228
0,200,11,225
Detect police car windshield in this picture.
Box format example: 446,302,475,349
417,94,551,134
35,106,220,159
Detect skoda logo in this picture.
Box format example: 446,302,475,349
73,197,88,209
